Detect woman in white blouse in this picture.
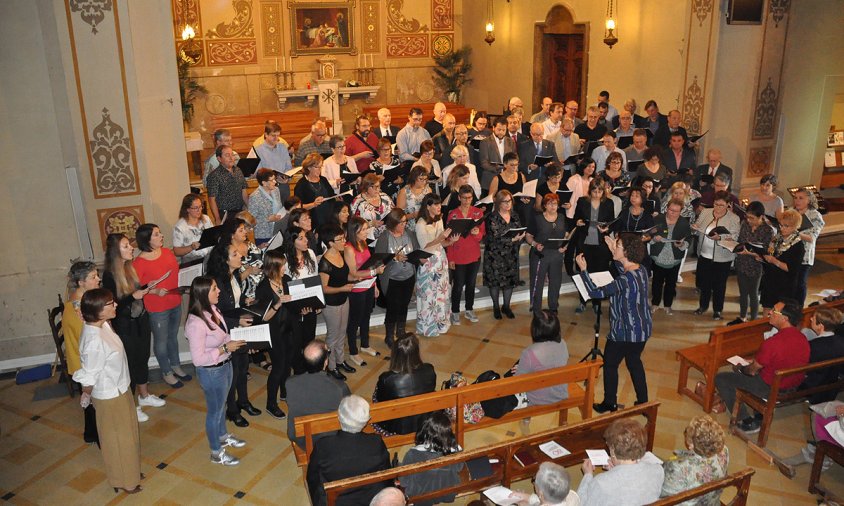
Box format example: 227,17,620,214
73,288,143,494
185,276,247,466
172,193,213,261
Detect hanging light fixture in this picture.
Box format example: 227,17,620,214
178,0,202,64
603,0,619,49
484,0,495,46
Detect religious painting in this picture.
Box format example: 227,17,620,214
288,1,357,56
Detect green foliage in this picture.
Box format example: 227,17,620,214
431,45,473,103
178,56,208,125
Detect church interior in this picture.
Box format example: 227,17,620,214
2,0,844,504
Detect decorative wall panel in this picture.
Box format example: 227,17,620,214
207,40,258,65
387,0,428,34
387,34,428,58
679,0,717,137
361,0,381,53
172,0,202,38
65,0,140,198
431,33,453,57
749,146,773,177
96,205,145,250
431,0,453,31
205,0,255,38
261,2,282,56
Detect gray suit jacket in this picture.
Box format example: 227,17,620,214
479,135,516,190
285,371,351,448
518,139,560,181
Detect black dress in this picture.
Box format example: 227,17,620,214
294,176,334,230
255,277,291,402
760,238,805,308
101,271,150,389
483,212,522,288
495,173,531,227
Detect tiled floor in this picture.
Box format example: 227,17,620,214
2,252,844,505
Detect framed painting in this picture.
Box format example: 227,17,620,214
289,1,358,56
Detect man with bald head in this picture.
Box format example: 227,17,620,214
294,119,331,166
519,122,560,182
425,102,447,137
614,109,636,149
432,113,458,167
504,96,524,116
373,107,400,140
530,96,553,123
693,148,733,191
285,340,350,449
652,109,688,149
564,100,584,127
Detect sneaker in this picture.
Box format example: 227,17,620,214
220,434,246,448
266,405,287,420
464,310,479,323
738,417,761,434
138,394,166,408
210,449,240,466
713,312,723,321
348,354,367,367
451,312,461,325
359,347,381,357
664,307,673,316
136,407,149,423
782,451,812,467
693,307,706,315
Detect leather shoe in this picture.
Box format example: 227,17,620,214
266,405,286,420
227,412,249,427
593,402,618,414
337,361,357,373
502,307,515,319
327,368,347,381
239,403,262,417
493,307,502,320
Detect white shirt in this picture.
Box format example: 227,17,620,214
72,322,131,400
379,125,392,137
442,162,482,198
172,215,214,262
543,119,561,139
285,249,318,280
495,135,506,161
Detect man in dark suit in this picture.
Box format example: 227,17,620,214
373,107,400,139
286,340,350,449
506,114,529,147
519,122,560,182
479,117,516,194
652,110,689,149
643,99,668,136
306,395,390,506
432,113,458,167
660,132,697,175
693,148,733,192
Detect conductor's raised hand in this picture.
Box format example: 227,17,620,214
575,253,587,271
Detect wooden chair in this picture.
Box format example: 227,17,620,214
649,468,755,506
47,294,75,398
729,356,844,475
808,440,844,503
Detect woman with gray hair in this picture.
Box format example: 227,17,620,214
509,462,580,505
307,395,391,506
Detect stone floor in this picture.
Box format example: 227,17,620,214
1,251,844,505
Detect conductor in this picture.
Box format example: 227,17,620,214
576,234,652,413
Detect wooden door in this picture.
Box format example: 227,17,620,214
545,34,585,105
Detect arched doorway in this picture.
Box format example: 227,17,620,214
532,5,589,111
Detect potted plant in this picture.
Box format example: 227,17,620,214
432,45,473,104
177,56,207,129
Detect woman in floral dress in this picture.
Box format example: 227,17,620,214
396,166,432,238
415,194,457,337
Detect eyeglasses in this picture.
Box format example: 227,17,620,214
768,309,783,317
105,300,116,307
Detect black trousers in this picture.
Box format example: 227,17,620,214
384,276,415,327
226,350,250,415
112,313,151,391
347,288,375,354
529,250,564,313
651,263,681,308
83,403,99,444
696,257,731,312
602,339,648,406
290,311,318,375
451,261,480,313
266,322,291,406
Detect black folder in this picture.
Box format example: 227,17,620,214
198,224,226,249
236,157,261,178
359,252,394,270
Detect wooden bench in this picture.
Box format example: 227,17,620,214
729,356,844,475
676,299,844,413
809,440,844,503
292,360,601,472
209,111,333,157
650,468,755,506
361,102,473,127
323,401,659,506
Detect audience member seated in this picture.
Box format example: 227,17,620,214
373,333,437,435
783,404,844,471
399,411,463,505
714,298,810,434
800,307,844,403
509,462,580,506
306,395,391,506
369,487,407,506
514,311,569,405
576,418,664,506
660,415,729,504
286,340,351,449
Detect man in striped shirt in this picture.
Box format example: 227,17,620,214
577,233,652,413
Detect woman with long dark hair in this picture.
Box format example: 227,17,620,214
375,209,420,346
206,239,259,427
400,411,463,504
172,193,214,261
284,225,320,373
415,193,456,336
345,217,385,365
133,223,189,388
254,250,292,419
373,333,437,435
103,234,161,423
185,276,247,466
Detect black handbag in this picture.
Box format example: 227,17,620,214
473,370,517,418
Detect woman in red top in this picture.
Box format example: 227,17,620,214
344,217,385,366
133,223,190,388
446,184,486,324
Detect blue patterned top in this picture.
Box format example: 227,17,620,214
580,261,652,343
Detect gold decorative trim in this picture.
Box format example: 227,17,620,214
682,77,703,135
207,40,258,65
387,0,428,34
361,0,380,53
206,0,255,39
386,34,428,58
261,2,282,56
172,0,202,39
770,0,791,28
431,0,453,31
432,33,453,57
96,205,145,250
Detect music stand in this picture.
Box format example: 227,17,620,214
580,300,605,363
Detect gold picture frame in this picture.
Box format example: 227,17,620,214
289,1,358,57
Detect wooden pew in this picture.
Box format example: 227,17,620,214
729,356,844,474
675,299,844,412
649,468,755,506
808,440,844,503
209,111,332,158
323,401,659,506
361,102,473,127
292,360,602,472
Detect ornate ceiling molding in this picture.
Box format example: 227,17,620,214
206,0,255,39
